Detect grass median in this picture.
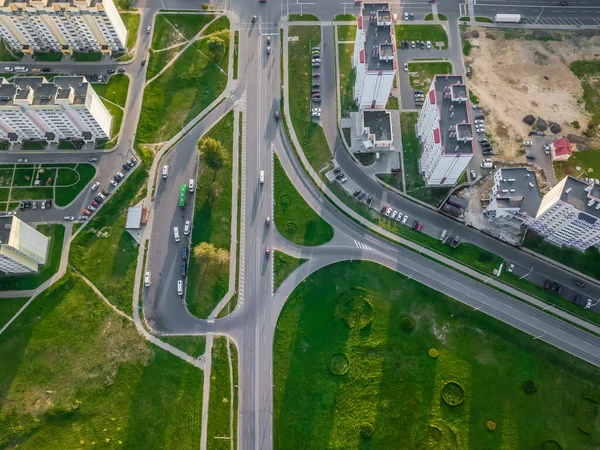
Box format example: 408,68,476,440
337,25,356,41
274,251,307,291
120,12,140,51
274,154,334,246
161,335,206,358
152,13,215,49
0,272,204,449
186,112,234,319
274,260,600,449
93,74,130,107
288,25,332,171
0,297,28,328
339,43,358,117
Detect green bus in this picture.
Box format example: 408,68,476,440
179,184,186,208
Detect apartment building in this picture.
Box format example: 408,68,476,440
528,176,600,251
0,75,112,143
0,215,49,273
0,0,127,55
353,3,396,109
416,75,473,186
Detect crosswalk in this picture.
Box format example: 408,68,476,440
521,15,589,26
233,91,247,109
354,239,371,250
320,21,332,27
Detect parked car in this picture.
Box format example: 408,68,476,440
523,140,533,146
122,163,131,171
572,279,585,288
391,210,398,219
64,216,74,221
46,200,52,209
404,63,408,71
385,207,392,217
526,154,536,160
412,220,423,232
353,189,362,197
426,40,432,49
116,171,125,180
401,215,408,224
110,179,118,187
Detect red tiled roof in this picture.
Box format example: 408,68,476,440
429,90,435,104
553,138,573,157
433,128,440,144
358,16,363,29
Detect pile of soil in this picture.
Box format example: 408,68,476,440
471,30,479,38
537,118,548,131
523,115,536,125
549,122,561,134
567,134,588,144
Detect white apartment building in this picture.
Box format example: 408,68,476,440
416,75,473,186
353,3,396,109
528,176,600,251
0,75,112,143
0,0,127,55
0,215,49,273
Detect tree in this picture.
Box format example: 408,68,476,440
198,137,229,171
208,36,225,56
204,182,218,203
193,242,217,270
215,248,229,266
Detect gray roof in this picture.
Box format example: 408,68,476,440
0,76,90,106
494,167,542,217
560,176,600,221
0,215,14,244
361,3,395,72
363,110,391,142
126,207,142,229
434,75,473,155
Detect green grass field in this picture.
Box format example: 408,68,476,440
152,14,215,49
120,12,140,52
339,43,358,116
201,16,230,37
376,173,403,191
289,14,319,21
34,52,62,62
337,25,356,41
334,14,356,21
274,251,307,291
288,25,332,171
186,112,234,319
274,155,333,246
0,273,204,449
93,74,130,107
408,61,452,88
395,24,448,49
233,30,239,79
73,52,102,62
137,30,229,144
0,297,28,328
0,38,20,61
55,164,96,207
274,261,600,450
207,337,238,449
161,335,206,358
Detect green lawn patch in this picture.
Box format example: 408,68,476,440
120,12,140,51
207,337,238,449
152,14,215,49
438,13,447,20
10,187,53,201
0,272,204,449
0,188,8,201
0,224,64,291
475,16,494,23
73,52,103,62
274,251,307,292
274,260,600,450
201,15,230,36
161,335,206,358
0,169,12,186
0,297,28,328
12,168,34,186
146,46,183,80
385,96,399,110
401,112,451,206
469,89,479,105
424,13,434,21
459,16,470,22
555,148,600,182
334,14,356,21
288,25,332,171
70,147,152,316
55,167,79,186
570,61,600,134
137,30,229,144
339,43,358,116
408,61,452,88
274,154,333,246
187,112,234,319
103,100,124,137
55,164,96,207
0,39,20,61
376,173,403,191
337,25,356,41
462,39,472,56
523,231,600,280
93,74,130,107
395,24,448,49
289,14,319,21
34,51,62,62
21,141,46,150
233,30,239,79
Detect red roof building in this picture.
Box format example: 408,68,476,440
550,138,574,161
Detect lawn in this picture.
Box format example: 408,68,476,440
289,14,319,21
334,14,356,21
288,25,332,171
207,337,238,450
274,260,600,450
385,96,399,110
146,46,182,80
137,30,229,144
10,187,53,201
120,12,140,51
103,100,124,138
0,224,64,291
376,173,403,191
274,155,334,246
160,335,206,358
201,16,230,37
0,297,28,328
93,74,130,107
0,273,204,449
337,25,356,42
70,147,152,317
555,148,600,181
522,230,600,281
55,163,96,207
152,14,215,49
13,167,34,186
401,112,452,206
339,44,358,117
233,30,239,79
0,39,20,61
274,251,307,291
395,24,448,49
21,141,46,150
186,112,234,319
476,16,494,23
408,61,452,89
34,52,62,62
73,52,102,62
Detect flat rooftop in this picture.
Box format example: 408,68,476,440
361,3,395,72
0,76,89,107
432,74,472,155
561,176,600,221
0,215,14,244
494,167,542,217
363,110,391,142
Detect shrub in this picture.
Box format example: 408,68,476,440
462,40,472,56
428,348,439,358
328,353,350,376
441,381,465,406
400,316,414,330
539,440,562,450
280,194,290,205
359,422,374,439
571,120,580,129
335,292,374,329
486,420,496,431
285,221,298,234
522,379,537,394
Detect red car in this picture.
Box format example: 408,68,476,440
83,209,91,216
92,200,99,207
265,247,270,257
313,73,320,78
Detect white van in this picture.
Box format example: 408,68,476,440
260,170,265,184
177,280,183,296
173,226,180,242
188,179,195,192
144,271,151,286
162,165,168,179
184,220,191,235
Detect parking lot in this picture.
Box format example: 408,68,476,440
311,45,322,121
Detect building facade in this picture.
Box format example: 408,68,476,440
353,3,396,109
0,0,127,55
416,75,473,186
0,75,112,143
0,215,49,273
528,176,600,251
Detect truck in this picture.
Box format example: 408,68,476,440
493,14,522,23
481,161,494,169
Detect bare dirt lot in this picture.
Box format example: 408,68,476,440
464,27,600,161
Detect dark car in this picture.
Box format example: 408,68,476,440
412,220,422,232
46,200,52,209
357,192,365,200
107,69,115,74
118,68,126,73
312,98,321,103
312,83,320,88
274,111,280,120
559,1,568,5
130,157,138,165
353,189,361,197
94,196,103,204
367,195,373,204
475,115,484,120
182,263,187,278
42,68,51,73
391,167,401,173
312,73,320,78
380,206,387,214
333,167,342,174
101,189,109,196
572,279,585,288
123,163,131,171
526,154,536,160
182,245,188,261
335,174,344,181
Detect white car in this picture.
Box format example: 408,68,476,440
311,112,321,117
401,215,408,224
404,12,409,20
110,179,118,187
41,201,46,210
586,298,593,309
396,213,403,222
391,210,398,219
470,169,476,180
17,158,28,163
4,66,13,72
523,140,533,146
411,41,416,48
312,108,322,113
146,26,151,34
476,128,486,134
426,40,432,49
144,271,151,287
474,119,485,125
183,220,191,235
404,63,408,71
385,207,392,217
63,216,74,221
508,264,514,273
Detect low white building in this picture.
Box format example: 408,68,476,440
359,109,393,152
0,75,112,144
353,3,396,109
0,215,49,273
416,75,473,186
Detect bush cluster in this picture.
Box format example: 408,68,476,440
428,348,439,358
486,421,496,431
280,194,291,205
522,379,537,394
359,422,374,439
441,381,465,406
285,221,298,234
328,353,350,376
400,316,414,331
